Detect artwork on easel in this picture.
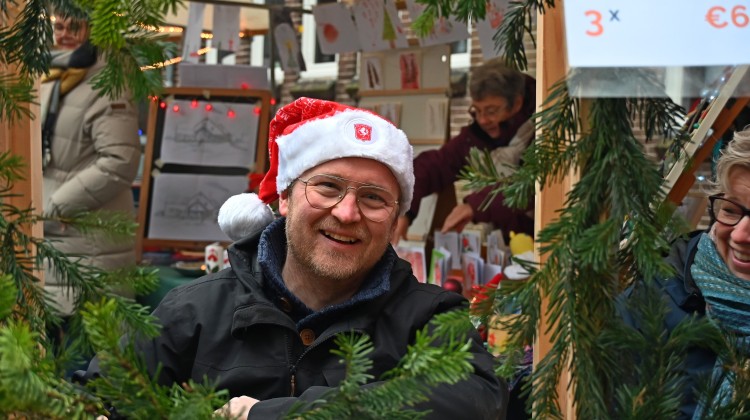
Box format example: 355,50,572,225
137,87,272,259
476,0,511,59
425,97,449,138
160,99,259,168
362,55,384,90
352,0,408,52
399,51,421,89
312,2,360,54
147,173,248,242
375,102,402,126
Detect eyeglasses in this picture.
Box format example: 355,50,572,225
468,105,504,121
709,194,750,226
296,174,399,222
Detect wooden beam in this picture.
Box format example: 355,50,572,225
666,96,750,206
0,4,44,244
534,1,577,418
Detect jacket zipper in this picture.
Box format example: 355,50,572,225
288,328,365,397
290,366,296,397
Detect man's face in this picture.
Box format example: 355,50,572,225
714,167,750,281
279,157,400,284
470,95,522,139
53,16,89,50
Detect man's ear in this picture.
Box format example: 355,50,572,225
278,190,290,216
510,95,523,115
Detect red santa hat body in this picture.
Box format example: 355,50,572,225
218,97,414,241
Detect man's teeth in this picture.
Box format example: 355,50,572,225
325,231,356,243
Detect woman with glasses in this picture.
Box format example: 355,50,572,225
620,127,750,418
393,57,536,246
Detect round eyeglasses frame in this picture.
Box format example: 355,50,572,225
296,174,399,222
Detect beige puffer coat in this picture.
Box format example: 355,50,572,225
41,49,141,315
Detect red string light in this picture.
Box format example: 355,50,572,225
205,104,213,112
191,99,199,108
240,82,249,90
270,98,277,105
172,104,180,113
159,101,166,109
253,106,261,115
227,108,236,118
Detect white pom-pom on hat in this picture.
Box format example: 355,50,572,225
218,193,275,241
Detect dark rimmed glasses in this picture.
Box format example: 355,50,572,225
709,194,750,226
296,174,399,222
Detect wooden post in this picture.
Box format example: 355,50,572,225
534,1,577,418
0,4,44,243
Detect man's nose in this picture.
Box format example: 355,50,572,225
330,189,362,223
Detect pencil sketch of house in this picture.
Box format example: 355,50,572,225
173,117,234,146
158,191,219,223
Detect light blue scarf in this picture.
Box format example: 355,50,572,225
691,233,750,418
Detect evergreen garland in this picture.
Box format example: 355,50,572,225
2,0,744,418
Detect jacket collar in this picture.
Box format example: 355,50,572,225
228,218,400,334
662,230,706,312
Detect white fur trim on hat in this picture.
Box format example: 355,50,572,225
275,109,415,213
218,193,275,241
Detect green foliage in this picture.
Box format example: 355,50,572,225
285,310,476,420
0,0,181,122
424,0,743,416
82,298,228,419
0,74,36,120
0,139,222,416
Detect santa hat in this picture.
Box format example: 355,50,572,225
218,97,414,241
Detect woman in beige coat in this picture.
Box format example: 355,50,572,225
41,15,141,316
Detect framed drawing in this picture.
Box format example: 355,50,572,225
137,87,272,260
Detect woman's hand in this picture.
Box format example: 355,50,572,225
441,204,474,233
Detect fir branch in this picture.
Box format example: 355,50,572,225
494,1,532,71
0,151,27,183
411,0,486,38
286,314,476,419
0,74,35,121
53,210,138,240
81,298,221,418
0,320,105,418
0,0,53,76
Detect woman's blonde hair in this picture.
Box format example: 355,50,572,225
709,127,750,195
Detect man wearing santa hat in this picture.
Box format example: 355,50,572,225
84,98,506,419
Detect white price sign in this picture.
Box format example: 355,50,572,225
565,0,750,67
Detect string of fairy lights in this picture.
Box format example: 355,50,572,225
150,95,277,119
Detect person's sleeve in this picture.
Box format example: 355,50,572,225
248,292,507,420
47,97,141,217
408,132,475,222
465,186,534,238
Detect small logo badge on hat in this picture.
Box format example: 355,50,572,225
354,124,372,141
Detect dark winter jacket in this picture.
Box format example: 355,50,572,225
619,231,717,419
406,75,536,239
98,219,507,419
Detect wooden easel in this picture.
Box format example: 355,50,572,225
136,87,272,261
